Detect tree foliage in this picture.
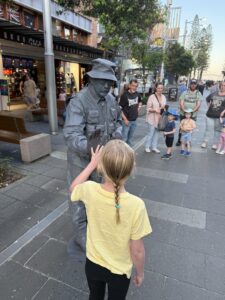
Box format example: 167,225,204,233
165,42,195,81
132,43,163,74
188,15,213,79
57,0,163,51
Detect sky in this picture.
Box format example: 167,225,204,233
162,0,225,80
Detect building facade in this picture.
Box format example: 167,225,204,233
0,0,105,105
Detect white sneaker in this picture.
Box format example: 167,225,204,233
145,148,151,153
219,150,225,155
216,149,221,154
201,142,207,148
212,144,217,150
152,148,160,153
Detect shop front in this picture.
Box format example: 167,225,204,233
2,56,45,103
0,20,104,110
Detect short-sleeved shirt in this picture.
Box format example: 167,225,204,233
180,118,196,132
71,181,152,278
179,89,202,118
119,91,142,121
164,120,175,137
206,92,225,118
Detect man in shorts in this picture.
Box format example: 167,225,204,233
176,79,202,146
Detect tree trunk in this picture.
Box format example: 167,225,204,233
199,68,204,80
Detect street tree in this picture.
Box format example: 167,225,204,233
189,15,201,51
132,42,163,94
56,0,163,52
165,42,195,83
195,25,213,79
188,15,213,80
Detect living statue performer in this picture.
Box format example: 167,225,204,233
63,58,122,254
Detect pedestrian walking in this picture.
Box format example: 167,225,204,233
145,82,167,153
23,74,37,110
176,79,202,146
70,140,152,300
119,79,142,146
215,113,225,155
64,58,122,253
201,81,225,150
161,108,179,160
180,108,196,156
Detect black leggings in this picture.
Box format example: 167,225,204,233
85,258,130,300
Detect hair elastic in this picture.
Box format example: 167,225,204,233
115,204,120,209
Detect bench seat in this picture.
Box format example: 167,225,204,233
0,129,35,144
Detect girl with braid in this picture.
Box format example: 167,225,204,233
70,140,151,300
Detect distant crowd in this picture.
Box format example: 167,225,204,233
118,78,225,159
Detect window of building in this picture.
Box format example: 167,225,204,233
0,4,4,18
73,29,78,42
24,10,35,28
64,26,71,40
52,20,63,37
9,4,20,23
38,14,43,31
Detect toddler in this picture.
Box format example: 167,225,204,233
161,108,178,160
180,108,196,156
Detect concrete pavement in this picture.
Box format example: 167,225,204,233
0,102,225,299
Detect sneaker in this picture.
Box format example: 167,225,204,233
176,141,181,146
212,144,217,150
161,154,171,160
185,151,191,156
216,149,221,154
201,142,207,148
219,150,225,155
145,148,151,153
180,150,185,155
152,148,160,153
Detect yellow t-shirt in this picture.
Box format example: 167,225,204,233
71,181,152,278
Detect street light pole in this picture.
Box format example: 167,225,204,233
42,0,58,134
160,0,172,82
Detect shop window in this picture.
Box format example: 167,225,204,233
64,26,71,40
9,4,20,23
24,11,35,29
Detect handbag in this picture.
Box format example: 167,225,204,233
157,112,168,131
154,94,168,131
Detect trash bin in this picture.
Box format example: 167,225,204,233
168,87,178,101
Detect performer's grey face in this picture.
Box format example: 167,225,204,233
90,78,114,98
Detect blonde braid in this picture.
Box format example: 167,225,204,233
114,183,121,224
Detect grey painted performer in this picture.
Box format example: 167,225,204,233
63,58,122,253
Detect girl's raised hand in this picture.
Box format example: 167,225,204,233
90,145,103,168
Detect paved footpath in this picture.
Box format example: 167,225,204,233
0,102,225,299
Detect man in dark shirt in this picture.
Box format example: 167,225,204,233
119,79,142,146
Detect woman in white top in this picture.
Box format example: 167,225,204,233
145,82,167,153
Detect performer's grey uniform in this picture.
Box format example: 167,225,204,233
63,82,121,251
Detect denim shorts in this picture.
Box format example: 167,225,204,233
181,132,192,142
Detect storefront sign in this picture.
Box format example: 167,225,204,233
1,30,102,59
54,43,101,59
0,31,43,48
